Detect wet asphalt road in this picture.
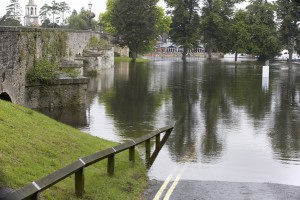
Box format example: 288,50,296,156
146,180,300,200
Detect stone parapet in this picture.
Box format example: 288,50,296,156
25,77,88,108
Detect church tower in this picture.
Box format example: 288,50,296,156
24,0,39,26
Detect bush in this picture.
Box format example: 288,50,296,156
26,59,58,83
88,36,111,50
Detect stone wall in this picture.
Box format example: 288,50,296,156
114,46,129,57
0,27,27,105
83,47,114,75
0,27,113,108
25,77,88,108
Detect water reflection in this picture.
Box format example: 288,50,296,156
269,66,300,163
36,106,87,128
39,58,300,185
98,62,169,138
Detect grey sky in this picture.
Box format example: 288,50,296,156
0,0,275,25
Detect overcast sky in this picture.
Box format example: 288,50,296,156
0,0,167,21
0,0,275,25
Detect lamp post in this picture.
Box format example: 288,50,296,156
87,1,93,29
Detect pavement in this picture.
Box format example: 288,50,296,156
145,180,300,200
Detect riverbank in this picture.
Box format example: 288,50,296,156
115,56,151,63
0,100,147,199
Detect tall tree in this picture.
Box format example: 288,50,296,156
246,0,280,61
5,0,22,22
228,10,252,61
99,0,116,34
68,8,96,30
40,1,70,27
276,0,300,61
59,1,70,25
166,0,201,60
200,0,242,59
111,0,159,61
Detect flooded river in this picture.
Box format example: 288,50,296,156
39,58,300,186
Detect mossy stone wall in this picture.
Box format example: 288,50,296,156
0,27,104,108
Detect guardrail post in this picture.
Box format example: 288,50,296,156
145,139,151,166
155,134,160,150
75,168,84,198
129,146,135,163
107,154,115,176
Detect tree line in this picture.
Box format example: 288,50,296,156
103,0,300,62
1,0,300,62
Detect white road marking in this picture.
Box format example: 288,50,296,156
153,168,178,200
163,167,185,200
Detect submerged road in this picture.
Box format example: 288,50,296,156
145,167,300,200
146,180,300,200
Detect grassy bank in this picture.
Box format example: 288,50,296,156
0,100,147,199
114,57,151,63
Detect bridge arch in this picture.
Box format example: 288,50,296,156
0,92,12,102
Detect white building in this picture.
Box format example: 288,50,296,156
24,0,39,27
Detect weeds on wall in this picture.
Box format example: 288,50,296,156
20,30,79,84
26,59,58,84
87,36,111,50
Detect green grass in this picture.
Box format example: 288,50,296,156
0,100,148,199
114,57,151,63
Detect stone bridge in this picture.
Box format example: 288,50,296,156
0,27,114,108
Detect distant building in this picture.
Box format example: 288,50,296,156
24,0,39,26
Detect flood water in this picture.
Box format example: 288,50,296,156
39,58,300,186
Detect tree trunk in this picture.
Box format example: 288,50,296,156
131,51,137,62
235,51,238,62
207,39,212,60
182,47,187,61
289,37,294,62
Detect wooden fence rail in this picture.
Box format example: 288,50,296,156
2,125,174,200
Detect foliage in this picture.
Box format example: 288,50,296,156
167,0,201,60
156,6,172,38
227,10,252,61
67,8,97,30
276,0,300,61
87,36,111,50
0,100,148,199
245,0,280,61
99,0,117,34
200,0,243,59
0,15,22,26
26,59,58,83
5,0,22,22
111,0,159,61
60,68,80,78
114,57,151,63
39,0,70,27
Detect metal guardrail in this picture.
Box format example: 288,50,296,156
2,125,174,200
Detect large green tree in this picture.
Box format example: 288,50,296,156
246,0,280,61
111,0,159,61
0,15,22,26
67,8,97,30
166,0,201,60
99,0,116,34
228,10,252,61
200,0,242,59
276,0,300,61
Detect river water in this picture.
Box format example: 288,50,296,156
39,58,300,186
